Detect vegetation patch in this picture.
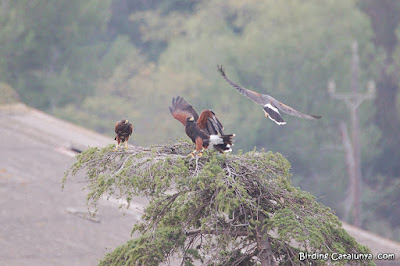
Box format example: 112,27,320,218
63,140,372,265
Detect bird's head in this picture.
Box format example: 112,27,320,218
186,116,195,123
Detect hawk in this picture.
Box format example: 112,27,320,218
169,96,235,157
114,119,133,151
217,65,321,125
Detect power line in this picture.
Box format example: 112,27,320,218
327,41,375,227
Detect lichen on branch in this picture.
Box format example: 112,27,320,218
63,140,372,265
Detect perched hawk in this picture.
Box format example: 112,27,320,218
169,96,235,157
217,65,321,125
114,119,133,151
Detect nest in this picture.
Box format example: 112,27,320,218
64,140,372,266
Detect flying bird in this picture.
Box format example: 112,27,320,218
114,119,133,151
217,65,321,125
169,96,235,157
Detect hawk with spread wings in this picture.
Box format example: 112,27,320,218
169,96,235,157
218,65,321,125
114,119,133,151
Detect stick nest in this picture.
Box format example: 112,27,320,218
63,140,372,266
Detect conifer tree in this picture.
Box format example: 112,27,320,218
63,141,372,265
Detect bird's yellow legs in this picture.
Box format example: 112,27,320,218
114,141,128,151
198,147,205,157
188,147,206,158
113,143,119,151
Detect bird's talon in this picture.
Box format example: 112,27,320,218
188,151,196,158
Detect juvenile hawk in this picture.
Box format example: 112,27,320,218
114,119,133,151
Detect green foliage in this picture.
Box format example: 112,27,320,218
3,0,399,244
54,96,138,134
0,0,112,109
99,227,187,266
72,1,387,236
64,141,373,265
0,83,20,105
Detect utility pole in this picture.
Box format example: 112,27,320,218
328,41,375,227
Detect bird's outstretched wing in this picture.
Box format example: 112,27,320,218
169,96,199,126
267,96,321,120
217,65,265,105
218,65,321,122
197,110,224,135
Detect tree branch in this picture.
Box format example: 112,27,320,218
185,228,249,237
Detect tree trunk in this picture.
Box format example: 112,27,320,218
256,214,275,266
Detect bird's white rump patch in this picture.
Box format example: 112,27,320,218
263,104,287,125
209,134,223,145
264,103,279,114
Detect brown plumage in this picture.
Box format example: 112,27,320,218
169,96,235,157
114,119,133,151
218,65,321,125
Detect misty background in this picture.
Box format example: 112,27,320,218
1,0,399,241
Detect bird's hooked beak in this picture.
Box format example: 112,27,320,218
189,116,195,121
125,120,129,124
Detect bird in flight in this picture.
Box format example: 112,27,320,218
114,119,133,151
169,96,235,157
217,65,321,125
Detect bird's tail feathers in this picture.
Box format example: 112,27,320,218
210,134,235,153
263,104,286,125
221,134,235,145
